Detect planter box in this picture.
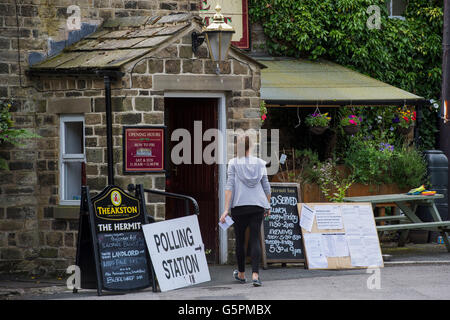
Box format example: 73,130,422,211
271,171,409,202
301,183,409,203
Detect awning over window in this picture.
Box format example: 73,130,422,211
257,57,428,107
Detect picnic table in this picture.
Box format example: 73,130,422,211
343,193,450,252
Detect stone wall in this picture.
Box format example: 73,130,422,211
0,0,197,275
0,12,262,275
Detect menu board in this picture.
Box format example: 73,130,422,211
97,232,150,290
261,183,304,265
123,126,166,173
92,186,152,291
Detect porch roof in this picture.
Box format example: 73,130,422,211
257,57,428,106
29,14,195,72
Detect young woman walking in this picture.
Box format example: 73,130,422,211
220,135,271,286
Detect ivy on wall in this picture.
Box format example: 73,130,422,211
249,0,442,149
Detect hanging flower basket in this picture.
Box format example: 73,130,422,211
309,126,328,135
343,125,360,135
340,115,362,135
305,111,331,135
397,125,414,136
393,107,416,136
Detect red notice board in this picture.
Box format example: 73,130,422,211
123,126,166,174
199,0,250,50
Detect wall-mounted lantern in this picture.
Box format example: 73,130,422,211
192,4,235,74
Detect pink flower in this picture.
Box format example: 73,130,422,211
349,119,357,125
261,114,267,121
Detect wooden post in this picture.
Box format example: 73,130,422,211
440,0,450,203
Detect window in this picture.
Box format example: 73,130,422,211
387,0,406,20
60,115,85,205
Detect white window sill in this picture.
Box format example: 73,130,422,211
388,15,406,20
59,200,81,206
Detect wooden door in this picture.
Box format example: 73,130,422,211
165,98,219,263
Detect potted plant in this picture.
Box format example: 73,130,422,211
340,114,362,135
393,107,416,135
305,112,331,135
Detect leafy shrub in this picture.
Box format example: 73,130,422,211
343,137,427,188
312,158,353,202
278,148,321,183
344,139,394,185
294,148,321,183
390,146,427,189
0,100,39,169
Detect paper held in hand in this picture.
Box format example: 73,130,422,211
219,216,234,230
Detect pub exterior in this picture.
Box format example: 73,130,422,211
0,0,429,276
0,1,263,275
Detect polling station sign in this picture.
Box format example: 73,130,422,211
142,215,210,292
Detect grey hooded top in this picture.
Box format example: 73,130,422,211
225,156,271,210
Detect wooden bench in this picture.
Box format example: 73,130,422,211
344,194,450,251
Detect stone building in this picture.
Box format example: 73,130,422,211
0,1,264,275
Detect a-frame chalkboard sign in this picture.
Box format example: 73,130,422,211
261,183,305,269
75,184,157,296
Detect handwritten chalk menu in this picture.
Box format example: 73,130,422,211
92,186,152,291
299,203,384,270
97,232,149,290
261,183,304,265
142,215,210,292
123,126,166,173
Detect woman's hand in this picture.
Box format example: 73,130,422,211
264,209,271,219
220,210,229,223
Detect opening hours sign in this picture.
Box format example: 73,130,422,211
123,126,166,174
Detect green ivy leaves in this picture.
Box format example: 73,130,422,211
250,0,442,149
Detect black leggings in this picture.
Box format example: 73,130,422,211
233,210,264,274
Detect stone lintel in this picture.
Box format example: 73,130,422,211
53,206,79,220
48,98,91,114
153,74,242,91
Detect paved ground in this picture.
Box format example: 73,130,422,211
1,243,450,300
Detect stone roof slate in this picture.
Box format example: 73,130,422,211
30,13,195,71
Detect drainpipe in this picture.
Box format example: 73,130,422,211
104,75,114,186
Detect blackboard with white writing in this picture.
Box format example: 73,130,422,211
97,232,150,290
262,183,304,264
91,185,152,292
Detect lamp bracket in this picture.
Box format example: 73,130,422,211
191,31,205,55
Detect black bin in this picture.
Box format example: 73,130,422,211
413,150,448,243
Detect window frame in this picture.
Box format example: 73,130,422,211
387,0,406,20
59,114,86,206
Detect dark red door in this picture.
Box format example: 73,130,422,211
165,98,219,263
